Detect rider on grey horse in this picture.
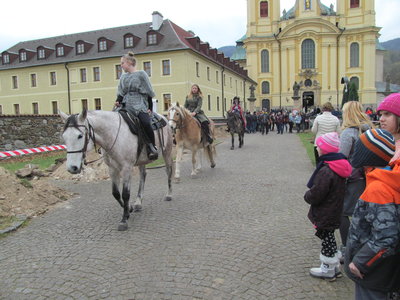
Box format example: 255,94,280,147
114,52,158,160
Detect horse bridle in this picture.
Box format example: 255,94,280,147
64,116,95,165
170,108,185,132
64,113,122,165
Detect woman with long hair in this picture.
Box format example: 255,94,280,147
184,84,213,144
339,101,374,255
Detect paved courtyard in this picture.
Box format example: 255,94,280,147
0,131,354,299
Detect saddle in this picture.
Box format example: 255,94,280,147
118,109,167,160
119,109,167,135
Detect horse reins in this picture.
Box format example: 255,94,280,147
65,113,122,165
170,107,185,131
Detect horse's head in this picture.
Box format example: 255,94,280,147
168,103,189,131
60,109,91,174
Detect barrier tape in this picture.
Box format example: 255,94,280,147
0,145,66,158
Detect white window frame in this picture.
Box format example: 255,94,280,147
38,49,45,59
20,51,27,61
99,40,107,51
77,43,85,54
125,36,134,48
57,46,64,57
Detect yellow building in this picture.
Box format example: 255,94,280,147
0,12,255,117
240,0,381,111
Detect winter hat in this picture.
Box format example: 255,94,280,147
377,93,400,117
316,132,340,154
351,129,395,168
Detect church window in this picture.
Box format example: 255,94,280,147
262,81,270,94
261,49,269,73
305,0,311,10
301,39,315,69
350,0,359,8
350,42,359,67
260,1,268,17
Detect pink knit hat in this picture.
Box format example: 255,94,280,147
377,93,400,116
316,132,340,154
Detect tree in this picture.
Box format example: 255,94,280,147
348,81,359,101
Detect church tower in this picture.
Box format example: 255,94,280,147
243,0,380,111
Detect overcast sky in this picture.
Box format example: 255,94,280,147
0,0,398,52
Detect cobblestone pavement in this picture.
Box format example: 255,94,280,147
0,132,354,300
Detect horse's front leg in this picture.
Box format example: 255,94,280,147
109,167,123,208
190,148,202,177
133,166,146,211
190,149,198,178
231,133,235,150
162,147,173,201
174,143,184,182
118,168,132,231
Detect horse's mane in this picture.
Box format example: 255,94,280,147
175,105,192,119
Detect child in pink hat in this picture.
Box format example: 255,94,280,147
304,132,352,280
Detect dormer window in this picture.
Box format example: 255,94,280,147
76,42,85,54
57,45,64,57
147,33,157,45
124,33,139,49
20,51,27,62
55,43,72,57
3,54,9,64
38,48,45,59
125,35,134,48
98,39,107,51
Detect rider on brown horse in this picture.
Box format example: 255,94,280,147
184,84,213,144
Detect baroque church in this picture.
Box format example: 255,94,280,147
232,0,383,111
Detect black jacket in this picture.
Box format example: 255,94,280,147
304,165,346,230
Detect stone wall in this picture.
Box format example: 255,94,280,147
0,115,64,151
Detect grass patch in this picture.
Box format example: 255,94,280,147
0,216,16,231
297,132,316,166
147,157,166,168
19,178,33,188
0,216,29,238
0,152,66,172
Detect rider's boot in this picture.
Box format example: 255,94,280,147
202,122,213,144
147,143,158,160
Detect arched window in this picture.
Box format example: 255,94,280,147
350,0,359,8
350,42,359,68
262,81,270,94
301,39,315,69
261,49,269,73
260,1,268,17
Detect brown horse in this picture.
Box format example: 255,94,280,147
227,111,245,150
168,103,216,182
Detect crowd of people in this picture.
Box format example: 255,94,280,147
242,109,315,135
114,51,398,299
303,95,400,300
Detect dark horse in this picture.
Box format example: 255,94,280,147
227,111,245,150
